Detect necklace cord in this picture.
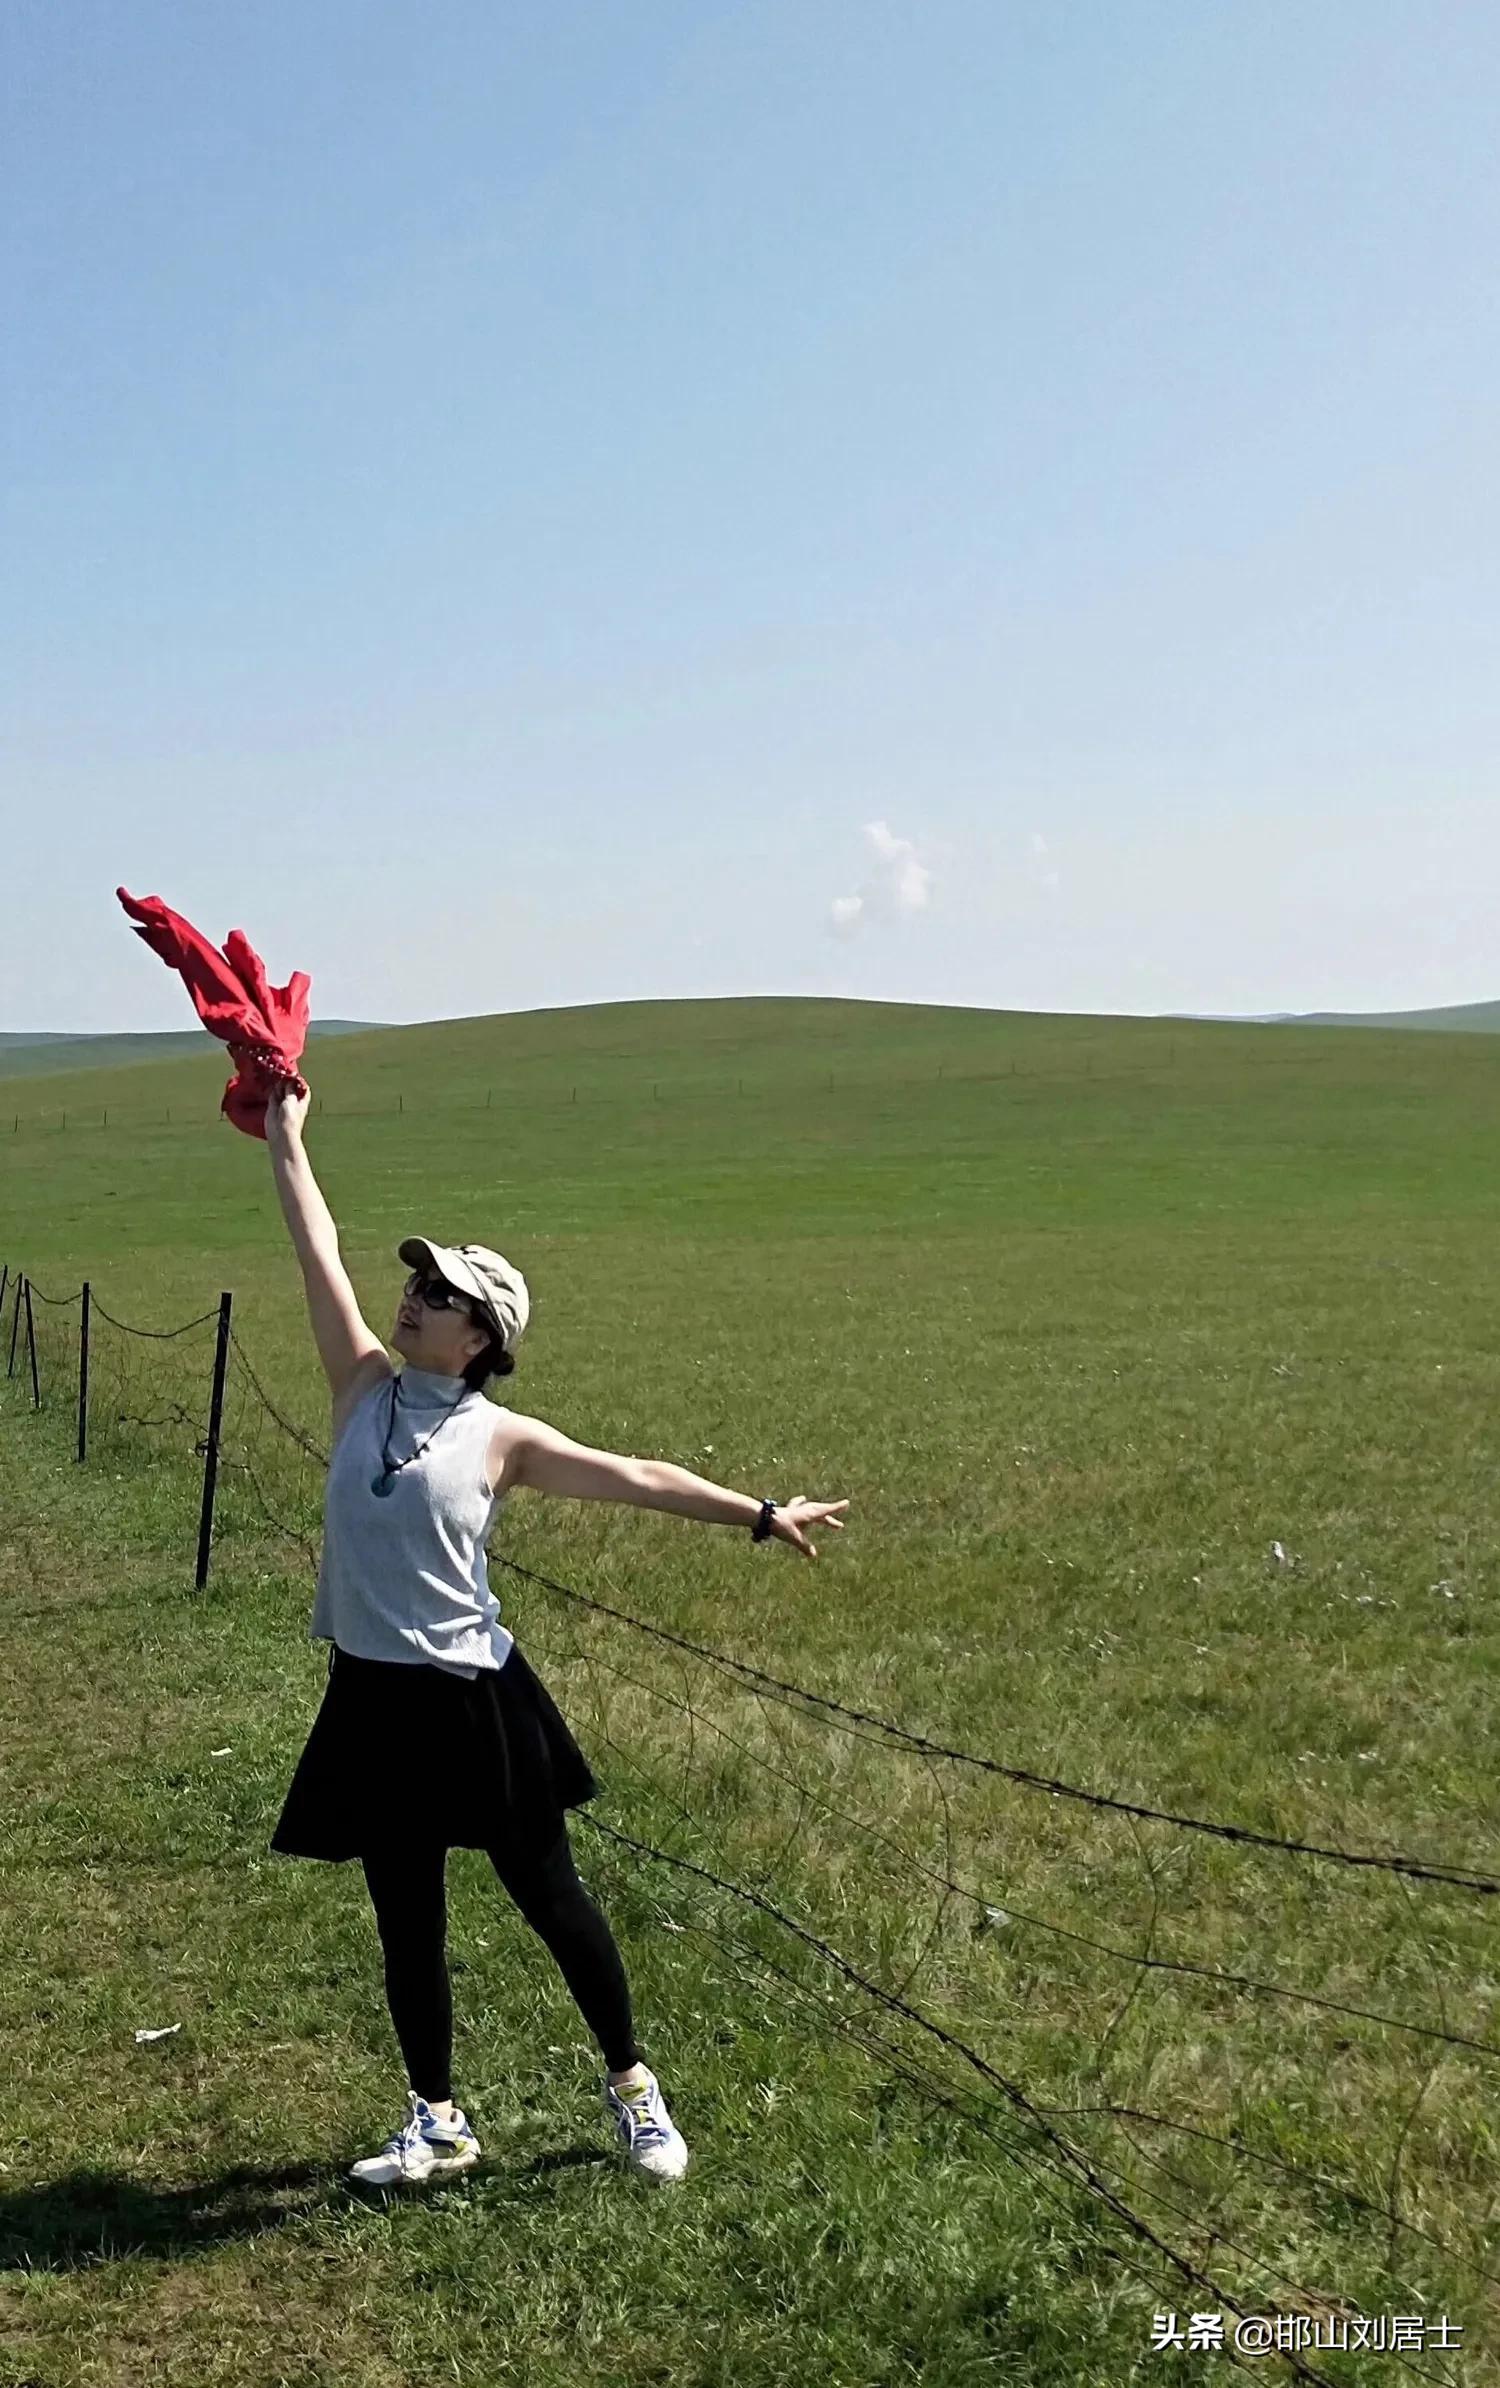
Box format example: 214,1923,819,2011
372,1373,469,1493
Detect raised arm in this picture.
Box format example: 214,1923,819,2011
264,1084,389,1406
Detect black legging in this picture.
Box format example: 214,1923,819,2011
361,1825,641,2103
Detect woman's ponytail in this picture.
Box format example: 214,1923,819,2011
462,1336,515,1394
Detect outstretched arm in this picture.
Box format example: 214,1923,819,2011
512,1415,850,1558
265,1084,387,1404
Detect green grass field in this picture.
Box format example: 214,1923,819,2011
1,997,1496,2387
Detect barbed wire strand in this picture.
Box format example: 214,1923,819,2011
670,1913,1353,2387
224,1329,329,1464
1029,2102,1500,2293
89,1299,220,1341
16,1273,1498,1901
581,1813,1464,2388
0,1578,1390,2373
1,1274,1482,2354
11,1312,1496,2059
569,1742,1319,2364
233,1360,1487,1909
541,1632,1492,2302
497,1556,1500,1898
0,1681,1473,2371
529,1622,1500,2065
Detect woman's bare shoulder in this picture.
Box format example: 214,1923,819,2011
483,1400,535,1497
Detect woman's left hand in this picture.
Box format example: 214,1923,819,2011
770,1497,850,1560
266,1079,312,1145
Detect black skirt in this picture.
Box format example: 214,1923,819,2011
271,1642,602,1864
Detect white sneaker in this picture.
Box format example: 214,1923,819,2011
349,2092,482,2187
603,2067,690,2182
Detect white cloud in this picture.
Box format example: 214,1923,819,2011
865,819,934,911
826,820,936,940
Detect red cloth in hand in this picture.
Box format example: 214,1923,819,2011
117,888,311,1140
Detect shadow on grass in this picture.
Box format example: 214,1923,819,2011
0,2145,612,2270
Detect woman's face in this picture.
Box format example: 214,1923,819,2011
392,1272,491,1375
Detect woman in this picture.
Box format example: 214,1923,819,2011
263,1080,849,2188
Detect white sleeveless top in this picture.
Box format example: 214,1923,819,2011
310,1363,515,1678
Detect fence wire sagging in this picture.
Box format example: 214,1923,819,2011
87,1295,221,1477
1,1254,1489,2375
2,1040,1345,1142
508,1555,1493,2352
7,1265,228,1575
211,1325,328,1574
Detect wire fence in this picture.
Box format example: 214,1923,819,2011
0,1037,1396,1140
1,1250,1489,2376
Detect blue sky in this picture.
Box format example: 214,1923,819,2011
3,1,1497,1033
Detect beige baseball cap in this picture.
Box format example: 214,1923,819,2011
398,1237,531,1356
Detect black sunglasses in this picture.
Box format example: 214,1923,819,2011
402,1271,476,1318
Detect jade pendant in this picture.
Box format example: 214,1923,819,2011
371,1471,396,1497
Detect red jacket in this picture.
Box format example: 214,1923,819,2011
117,888,311,1139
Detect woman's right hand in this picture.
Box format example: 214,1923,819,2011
266,1080,312,1145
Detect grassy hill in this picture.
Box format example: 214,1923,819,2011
0,1019,389,1079
1,994,1494,2386
1268,996,1500,1033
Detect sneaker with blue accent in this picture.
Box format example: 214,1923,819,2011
603,2066,689,2182
349,2092,481,2186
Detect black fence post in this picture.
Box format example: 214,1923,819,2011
195,1293,234,1589
77,1281,91,1463
24,1279,40,1409
0,1265,8,1327
6,1274,21,1377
